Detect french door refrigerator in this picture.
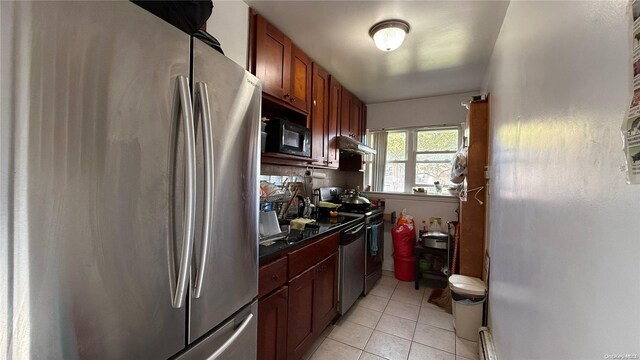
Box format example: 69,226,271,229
1,2,261,359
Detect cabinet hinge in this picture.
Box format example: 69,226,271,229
484,165,491,180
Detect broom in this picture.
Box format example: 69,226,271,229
427,222,460,313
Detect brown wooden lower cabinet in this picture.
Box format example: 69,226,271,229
312,253,338,335
286,266,316,359
287,252,338,359
258,233,339,360
258,286,289,360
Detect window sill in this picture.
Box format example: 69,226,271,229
363,191,459,203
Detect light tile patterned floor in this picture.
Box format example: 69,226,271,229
304,273,478,360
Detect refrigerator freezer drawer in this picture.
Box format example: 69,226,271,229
175,301,258,360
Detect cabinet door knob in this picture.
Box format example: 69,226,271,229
290,98,296,103
284,94,290,99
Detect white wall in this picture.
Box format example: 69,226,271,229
366,92,477,271
367,195,458,272
482,1,640,358
206,0,249,69
367,91,478,130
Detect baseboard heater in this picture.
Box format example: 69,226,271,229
478,327,498,360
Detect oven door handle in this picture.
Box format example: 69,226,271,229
367,221,383,230
345,224,365,235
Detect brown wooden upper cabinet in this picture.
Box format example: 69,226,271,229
327,76,341,168
253,14,311,114
362,105,367,141
340,89,366,142
311,63,329,166
340,87,352,138
311,66,345,168
351,96,363,142
290,45,312,113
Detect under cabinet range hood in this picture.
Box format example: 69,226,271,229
337,136,376,155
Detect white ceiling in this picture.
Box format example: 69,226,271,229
243,0,509,104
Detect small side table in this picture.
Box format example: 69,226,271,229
414,233,452,290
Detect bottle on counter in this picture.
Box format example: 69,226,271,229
428,217,443,232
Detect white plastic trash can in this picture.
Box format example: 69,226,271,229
449,274,487,341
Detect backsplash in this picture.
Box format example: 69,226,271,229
260,164,363,192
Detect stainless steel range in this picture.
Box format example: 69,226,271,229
315,187,385,297
362,209,384,295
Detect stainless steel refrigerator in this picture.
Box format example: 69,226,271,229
1,2,261,359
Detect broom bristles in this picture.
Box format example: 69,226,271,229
428,286,452,313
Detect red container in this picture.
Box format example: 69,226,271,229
393,254,416,281
392,224,416,257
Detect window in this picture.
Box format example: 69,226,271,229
364,126,461,194
384,131,407,192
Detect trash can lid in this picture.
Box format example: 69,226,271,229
448,274,486,297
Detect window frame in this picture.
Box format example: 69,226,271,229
413,128,460,188
383,130,409,192
365,125,462,195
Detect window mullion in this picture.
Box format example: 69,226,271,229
405,129,416,192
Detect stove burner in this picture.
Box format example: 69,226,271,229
339,205,384,218
315,186,384,219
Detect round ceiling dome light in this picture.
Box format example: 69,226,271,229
368,19,411,52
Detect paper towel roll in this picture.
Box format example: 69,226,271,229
304,170,327,179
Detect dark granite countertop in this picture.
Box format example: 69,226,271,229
259,215,363,266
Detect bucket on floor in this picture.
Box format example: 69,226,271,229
449,274,487,341
392,224,416,257
393,254,415,281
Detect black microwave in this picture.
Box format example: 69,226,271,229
265,118,311,158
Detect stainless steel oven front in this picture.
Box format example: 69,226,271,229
364,214,384,295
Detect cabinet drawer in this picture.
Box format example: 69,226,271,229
288,232,339,278
259,256,288,298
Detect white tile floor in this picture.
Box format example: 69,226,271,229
303,272,478,360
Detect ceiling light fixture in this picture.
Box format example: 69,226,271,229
368,19,411,52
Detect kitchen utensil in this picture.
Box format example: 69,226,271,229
340,186,371,211
297,195,312,218
420,231,449,250
280,187,299,219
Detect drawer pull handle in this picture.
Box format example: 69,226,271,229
271,274,279,282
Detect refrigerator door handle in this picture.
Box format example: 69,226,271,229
193,82,214,298
173,75,197,309
206,313,254,360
